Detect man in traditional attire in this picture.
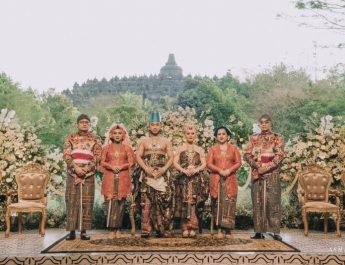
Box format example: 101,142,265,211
63,114,102,240
245,114,284,241
136,111,174,237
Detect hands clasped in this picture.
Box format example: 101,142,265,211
74,165,87,177
219,169,232,179
112,166,121,174
183,167,198,177
145,167,165,179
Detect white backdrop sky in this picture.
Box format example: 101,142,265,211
0,0,344,92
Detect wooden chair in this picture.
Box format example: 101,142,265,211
5,163,49,238
298,164,341,237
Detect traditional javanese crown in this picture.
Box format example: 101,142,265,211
149,111,161,122
183,121,197,133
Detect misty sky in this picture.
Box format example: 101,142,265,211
0,0,344,92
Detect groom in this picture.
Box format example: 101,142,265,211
136,111,174,237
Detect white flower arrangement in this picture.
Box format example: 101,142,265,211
0,109,66,198
281,115,345,184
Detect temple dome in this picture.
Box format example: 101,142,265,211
159,54,183,78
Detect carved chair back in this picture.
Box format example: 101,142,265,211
298,164,331,204
15,163,49,204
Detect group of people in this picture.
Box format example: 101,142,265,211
63,112,284,241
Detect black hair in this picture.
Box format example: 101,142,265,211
77,114,90,123
214,126,232,137
259,114,272,123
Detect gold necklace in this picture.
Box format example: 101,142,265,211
151,138,160,150
185,144,195,165
149,138,160,166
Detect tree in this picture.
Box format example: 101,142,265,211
295,0,345,33
81,92,153,136
0,74,79,148
177,79,252,138
38,90,79,147
217,71,253,98
0,73,51,126
245,64,345,138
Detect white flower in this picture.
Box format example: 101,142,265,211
318,152,328,160
203,131,210,137
325,115,333,122
320,115,334,135
204,119,214,127
53,175,63,184
90,116,98,128
252,123,261,134
7,110,16,119
229,115,236,122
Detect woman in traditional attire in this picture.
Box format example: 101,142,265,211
207,126,242,239
174,124,209,238
100,124,136,238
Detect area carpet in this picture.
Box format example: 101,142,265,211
42,232,299,253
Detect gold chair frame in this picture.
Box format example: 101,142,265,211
298,164,341,237
5,163,50,238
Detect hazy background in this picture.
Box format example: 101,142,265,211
0,0,344,91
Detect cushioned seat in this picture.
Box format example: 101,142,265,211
303,201,338,209
9,201,46,209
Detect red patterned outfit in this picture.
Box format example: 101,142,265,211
100,144,136,229
245,131,284,234
63,131,102,232
207,144,242,230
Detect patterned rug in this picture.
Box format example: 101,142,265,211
42,232,299,253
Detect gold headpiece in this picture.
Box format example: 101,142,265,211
183,121,197,133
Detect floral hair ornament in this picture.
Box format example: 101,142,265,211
104,123,132,148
